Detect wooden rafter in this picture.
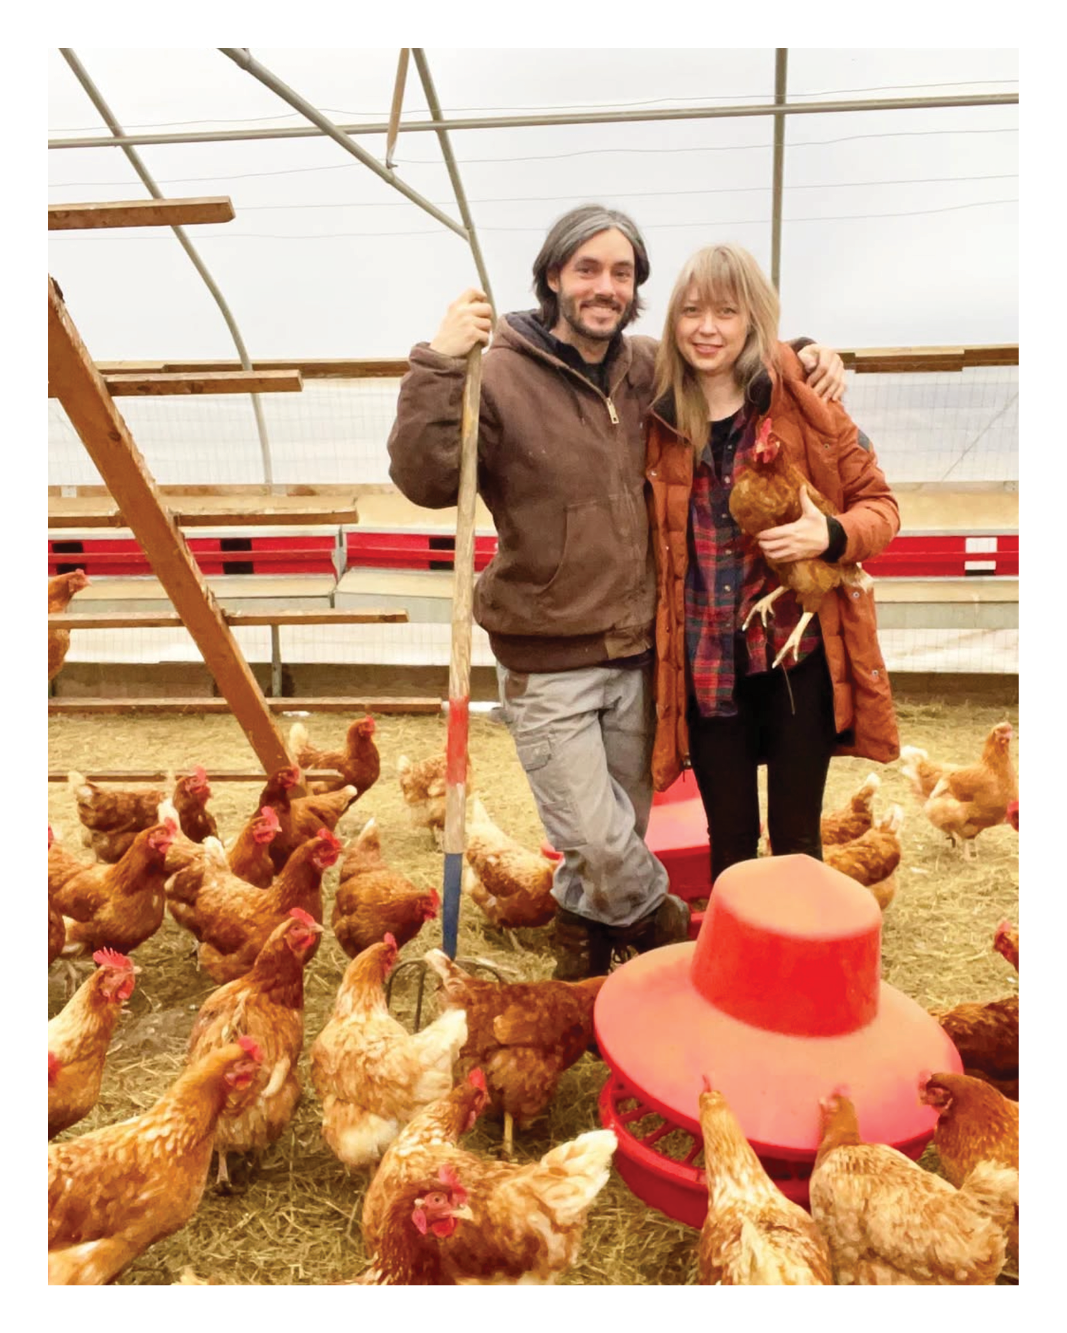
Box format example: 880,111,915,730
48,275,291,774
49,697,442,716
48,609,409,630
48,197,236,229
101,370,303,397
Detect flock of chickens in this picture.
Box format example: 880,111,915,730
47,600,1020,1284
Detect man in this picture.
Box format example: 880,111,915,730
387,204,844,979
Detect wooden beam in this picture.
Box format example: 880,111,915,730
49,483,391,498
48,609,410,630
48,197,235,230
48,275,291,774
94,358,410,379
49,696,443,715
386,49,411,168
47,494,360,528
102,370,303,397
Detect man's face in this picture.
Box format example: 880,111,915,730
548,228,637,344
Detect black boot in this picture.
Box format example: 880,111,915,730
605,894,691,961
552,908,613,980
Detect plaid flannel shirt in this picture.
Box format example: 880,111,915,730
685,407,821,717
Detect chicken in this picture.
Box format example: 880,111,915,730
355,1165,474,1285
994,919,1019,973
463,797,557,930
1006,799,1019,833
252,763,302,874
424,948,604,1156
289,782,359,844
919,1071,1019,1269
310,933,468,1171
48,949,136,1139
808,1089,1016,1284
331,819,440,959
48,569,91,681
362,1069,617,1285
823,804,904,910
223,805,281,888
899,722,1017,858
49,819,176,956
930,994,1018,1101
289,715,381,797
695,1076,832,1285
48,828,66,965
821,772,880,846
729,419,874,668
186,908,323,1186
397,752,474,844
166,828,339,984
69,766,216,864
48,1037,263,1285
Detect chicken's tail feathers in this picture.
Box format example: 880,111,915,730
879,804,905,835
467,795,491,827
959,1160,1019,1225
202,836,229,868
898,746,931,791
414,1007,469,1062
288,720,312,760
526,1130,617,1223
397,754,411,775
157,797,180,827
67,769,89,797
856,772,881,802
422,947,467,987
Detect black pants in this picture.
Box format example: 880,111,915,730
687,644,837,885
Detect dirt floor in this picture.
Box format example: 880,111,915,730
47,685,1020,1285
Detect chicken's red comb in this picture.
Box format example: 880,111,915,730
160,818,178,834
237,1036,263,1063
830,1082,852,1100
437,1163,467,1205
994,918,1014,937
93,948,133,972
357,716,376,734
917,1069,933,1091
383,932,397,950
701,1073,715,1094
757,417,773,444
188,765,209,785
317,827,342,849
49,1052,62,1084
468,1068,487,1092
258,805,281,827
426,888,441,909
288,907,317,927
48,826,55,847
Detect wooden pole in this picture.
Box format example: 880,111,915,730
441,347,482,958
385,49,410,169
48,276,292,776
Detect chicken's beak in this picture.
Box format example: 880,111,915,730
450,1204,475,1223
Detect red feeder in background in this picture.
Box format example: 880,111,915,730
594,854,962,1226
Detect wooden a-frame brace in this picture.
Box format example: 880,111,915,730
48,275,291,776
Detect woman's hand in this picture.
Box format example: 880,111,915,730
757,489,832,562
797,344,846,401
430,288,493,357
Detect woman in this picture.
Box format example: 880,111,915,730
646,244,899,884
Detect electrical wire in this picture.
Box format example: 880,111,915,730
48,124,1019,190
52,195,1017,242
48,77,1019,132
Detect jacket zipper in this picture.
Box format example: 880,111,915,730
605,396,619,425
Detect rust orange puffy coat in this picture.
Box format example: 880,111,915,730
645,343,900,790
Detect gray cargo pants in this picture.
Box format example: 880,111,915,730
495,661,670,927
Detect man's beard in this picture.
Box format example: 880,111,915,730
558,291,634,342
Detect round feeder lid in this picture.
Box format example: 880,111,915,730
594,854,961,1156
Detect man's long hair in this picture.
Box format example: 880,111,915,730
532,204,650,329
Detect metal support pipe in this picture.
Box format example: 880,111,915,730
49,91,1019,151
411,48,496,316
385,49,410,169
218,47,468,239
771,49,787,291
58,48,276,485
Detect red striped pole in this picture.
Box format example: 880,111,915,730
442,346,482,958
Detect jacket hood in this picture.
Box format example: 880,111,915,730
498,310,632,383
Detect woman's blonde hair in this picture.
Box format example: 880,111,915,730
653,244,781,459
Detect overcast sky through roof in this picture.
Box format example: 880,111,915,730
47,47,1018,360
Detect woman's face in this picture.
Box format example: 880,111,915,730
674,285,748,379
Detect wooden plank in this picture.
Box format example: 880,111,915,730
49,696,443,716
48,495,360,528
49,483,392,498
102,370,303,397
48,197,235,230
48,609,410,629
94,358,409,379
48,275,291,775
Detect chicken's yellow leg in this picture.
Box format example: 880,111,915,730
771,611,815,669
741,585,786,631
503,1111,515,1158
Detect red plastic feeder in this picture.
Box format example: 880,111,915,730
541,770,712,940
594,854,962,1225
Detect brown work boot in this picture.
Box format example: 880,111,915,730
605,894,691,961
552,909,613,980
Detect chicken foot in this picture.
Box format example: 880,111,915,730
503,1111,515,1159
741,585,786,631
771,611,815,669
